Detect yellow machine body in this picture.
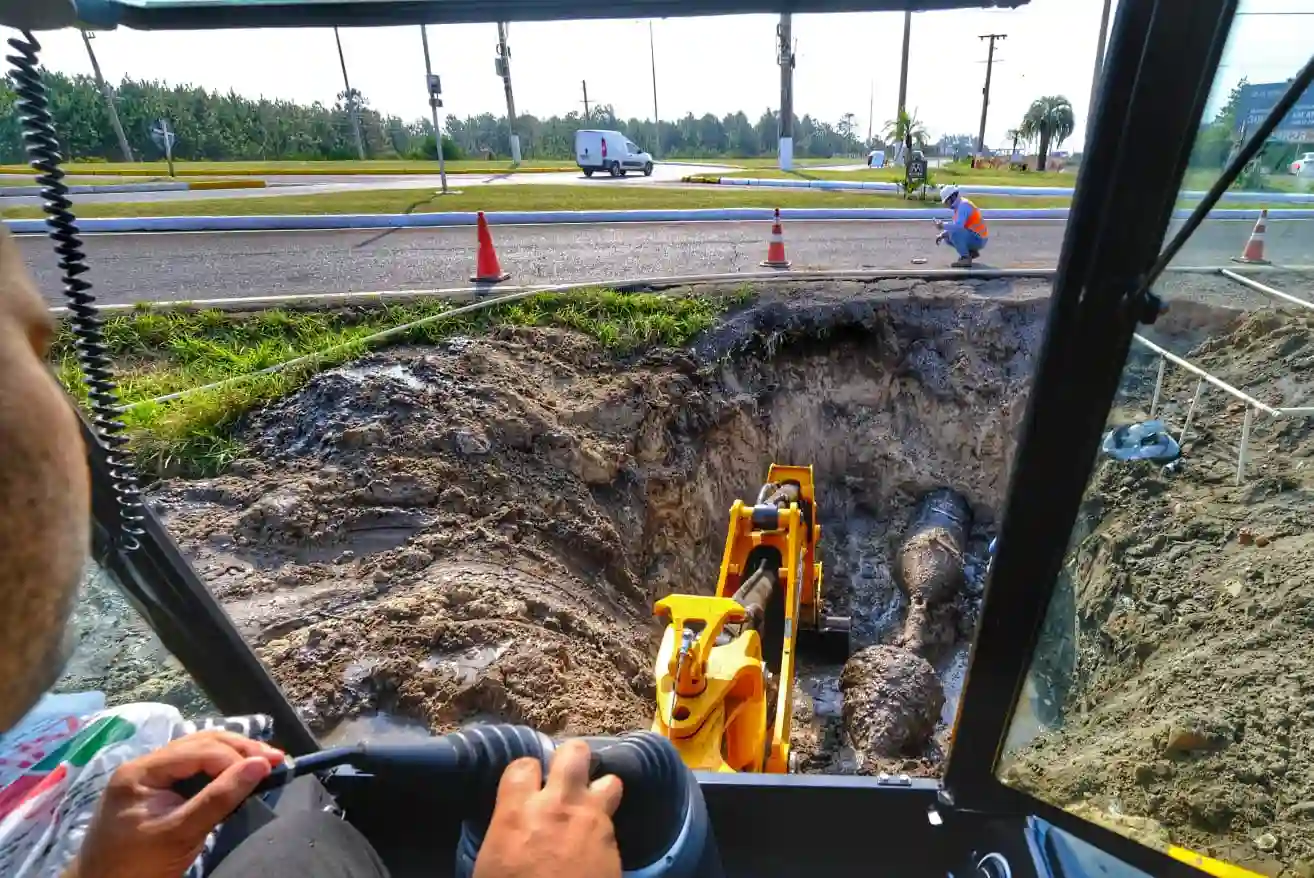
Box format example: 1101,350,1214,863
651,464,844,774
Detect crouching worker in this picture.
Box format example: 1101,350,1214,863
934,184,988,268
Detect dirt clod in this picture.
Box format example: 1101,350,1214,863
840,645,945,765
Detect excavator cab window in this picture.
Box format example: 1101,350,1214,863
3,0,1309,877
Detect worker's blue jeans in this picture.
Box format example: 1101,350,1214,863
947,227,987,258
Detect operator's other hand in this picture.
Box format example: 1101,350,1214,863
933,218,945,230
69,730,285,878
935,231,948,245
475,739,624,878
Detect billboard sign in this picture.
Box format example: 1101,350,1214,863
1235,81,1314,143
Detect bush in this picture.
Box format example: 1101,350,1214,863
408,134,465,162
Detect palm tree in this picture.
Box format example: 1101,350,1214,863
881,109,928,151
1018,96,1075,172
1006,127,1022,159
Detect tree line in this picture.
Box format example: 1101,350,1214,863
0,69,904,164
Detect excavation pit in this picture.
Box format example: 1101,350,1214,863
129,280,1049,775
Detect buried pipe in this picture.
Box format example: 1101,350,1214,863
840,489,973,767
894,489,974,657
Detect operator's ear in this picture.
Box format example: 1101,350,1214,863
0,227,55,354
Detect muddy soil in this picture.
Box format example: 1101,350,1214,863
81,279,1040,775
1002,299,1314,876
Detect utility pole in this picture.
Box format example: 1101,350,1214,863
581,80,591,122
867,80,874,146
80,31,133,162
897,10,912,122
1087,0,1113,136
419,25,448,194
495,22,521,164
649,21,659,157
334,27,367,161
976,33,1006,159
777,14,795,171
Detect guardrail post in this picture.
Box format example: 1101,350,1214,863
1236,406,1253,486
1178,378,1204,447
1150,355,1166,419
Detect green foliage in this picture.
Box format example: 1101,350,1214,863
881,110,929,150
0,69,867,164
1018,96,1076,172
0,68,427,163
53,289,751,476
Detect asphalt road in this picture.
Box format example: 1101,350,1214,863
0,162,734,207
15,218,1314,307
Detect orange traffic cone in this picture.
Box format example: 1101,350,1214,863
470,211,511,283
1232,209,1271,265
760,208,792,269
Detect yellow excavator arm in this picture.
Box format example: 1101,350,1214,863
651,465,850,774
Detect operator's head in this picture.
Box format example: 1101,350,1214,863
0,228,89,732
939,184,961,208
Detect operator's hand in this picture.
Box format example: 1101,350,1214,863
474,739,624,878
935,231,948,245
68,730,285,878
933,218,945,230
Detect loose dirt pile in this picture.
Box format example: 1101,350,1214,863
110,279,1042,774
1001,302,1314,876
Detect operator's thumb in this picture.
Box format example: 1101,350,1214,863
172,757,271,838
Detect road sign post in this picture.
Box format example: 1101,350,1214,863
906,153,928,198
420,25,449,194
150,119,176,177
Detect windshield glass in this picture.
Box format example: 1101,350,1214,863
997,4,1314,873
17,1,1097,782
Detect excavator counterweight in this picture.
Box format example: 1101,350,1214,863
651,465,852,773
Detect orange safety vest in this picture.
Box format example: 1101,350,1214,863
963,199,988,238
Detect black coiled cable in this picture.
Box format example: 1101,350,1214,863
6,31,144,551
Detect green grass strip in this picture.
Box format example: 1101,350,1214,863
54,288,751,477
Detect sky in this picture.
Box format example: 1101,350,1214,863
13,0,1314,153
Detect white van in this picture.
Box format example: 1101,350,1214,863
575,129,653,178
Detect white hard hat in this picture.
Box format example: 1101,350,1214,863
939,184,961,204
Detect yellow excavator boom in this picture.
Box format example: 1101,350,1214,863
651,465,850,774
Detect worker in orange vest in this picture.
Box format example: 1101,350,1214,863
934,184,988,268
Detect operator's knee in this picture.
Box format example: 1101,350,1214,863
208,810,390,878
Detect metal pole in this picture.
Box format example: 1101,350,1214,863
976,34,1006,158
496,22,521,164
81,31,134,163
1237,406,1253,485
334,27,367,161
1150,356,1166,418
867,80,874,146
897,11,912,122
649,21,660,157
581,80,590,122
1179,379,1204,447
778,14,794,171
1087,0,1113,134
420,25,448,194
1220,268,1314,311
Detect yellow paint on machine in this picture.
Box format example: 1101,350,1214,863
1168,846,1268,878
